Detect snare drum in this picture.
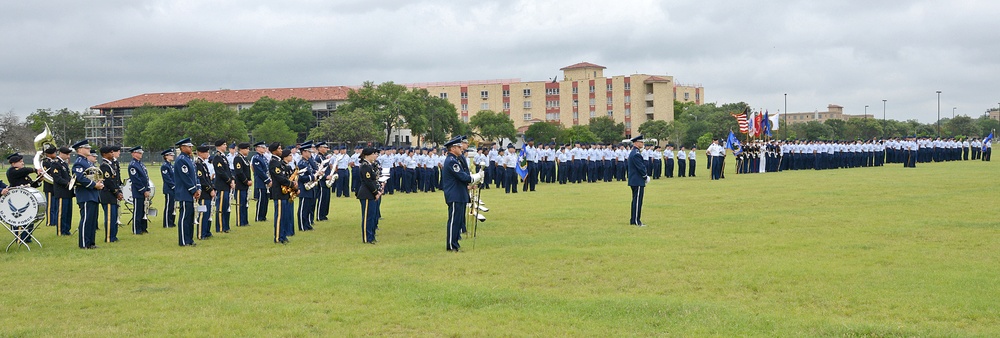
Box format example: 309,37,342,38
0,187,47,227
122,179,156,205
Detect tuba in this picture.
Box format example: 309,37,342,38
33,124,58,184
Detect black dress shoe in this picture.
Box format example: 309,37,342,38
636,223,647,227
86,245,98,249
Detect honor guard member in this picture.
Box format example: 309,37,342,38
160,149,176,228
251,141,271,222
350,145,362,193
52,147,74,236
270,144,294,244
315,142,333,221
6,153,43,243
98,146,122,243
195,144,214,239
296,142,317,231
357,147,382,244
688,146,698,177
441,137,481,252
127,146,151,234
627,135,649,227
336,146,351,197
173,138,200,246
233,142,252,226
212,140,235,233
71,140,103,248
40,147,57,227
676,146,687,177
503,143,518,194
708,139,725,180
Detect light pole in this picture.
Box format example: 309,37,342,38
936,90,942,137
952,107,956,119
783,93,787,139
865,105,868,120
882,99,887,138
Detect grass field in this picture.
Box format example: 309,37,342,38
1,158,998,336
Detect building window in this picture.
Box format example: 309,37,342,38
523,89,531,97
481,90,489,99
503,90,510,97
684,92,690,100
624,95,630,102
607,110,613,118
572,87,578,94
481,103,489,110
461,92,468,99
547,113,559,121
607,84,613,91
463,116,469,123
523,101,532,109
546,100,560,108
695,93,700,101
573,112,579,120
625,121,631,129
461,103,468,111
625,108,631,116
503,102,510,110
624,83,631,90
573,100,578,107
590,110,596,118
589,98,595,106
546,88,560,95
523,113,532,121
607,97,613,105
589,85,595,93
440,92,448,99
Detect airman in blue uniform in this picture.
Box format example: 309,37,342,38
627,135,648,227
441,136,480,252
127,146,151,234
160,149,176,228
251,141,271,222
72,140,103,249
173,138,200,246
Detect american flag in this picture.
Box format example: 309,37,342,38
732,108,749,134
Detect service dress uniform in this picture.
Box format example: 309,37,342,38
172,139,200,246
127,147,151,234
251,142,272,222
160,151,177,228
627,136,648,227
98,151,121,243
51,149,75,236
195,150,214,239
71,141,101,248
296,143,317,231
270,148,294,244
233,145,252,226
441,138,473,251
356,149,381,244
212,142,234,233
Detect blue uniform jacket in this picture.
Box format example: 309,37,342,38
160,162,175,196
129,159,150,195
172,153,200,202
296,158,316,198
73,156,100,203
441,153,472,204
252,153,271,187
627,147,647,187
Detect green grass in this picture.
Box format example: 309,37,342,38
2,159,999,336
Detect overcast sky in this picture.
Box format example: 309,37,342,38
2,0,999,124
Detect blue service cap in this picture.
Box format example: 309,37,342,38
175,138,194,147
444,136,463,148
507,143,515,149
630,135,645,143
161,149,175,157
315,142,328,148
253,141,266,148
7,152,22,163
129,146,144,153
300,142,313,150
71,139,91,149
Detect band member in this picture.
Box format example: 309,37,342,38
335,146,351,197
41,147,57,227
441,137,480,252
627,135,648,227
314,142,332,221
296,142,316,231
6,152,43,243
212,140,234,233
357,147,381,244
233,142,252,226
269,143,294,244
160,149,176,228
98,146,122,243
52,147,74,236
173,138,200,247
195,144,214,239
128,146,151,234
251,141,271,222
350,145,362,193
71,140,103,249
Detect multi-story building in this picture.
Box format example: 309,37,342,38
90,62,704,145
989,109,1000,122
419,62,703,138
782,104,874,125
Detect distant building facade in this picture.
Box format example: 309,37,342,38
783,104,874,125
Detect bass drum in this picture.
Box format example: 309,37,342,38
121,178,156,205
0,187,47,227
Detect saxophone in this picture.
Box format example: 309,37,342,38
282,166,302,198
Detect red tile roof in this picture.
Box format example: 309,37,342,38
559,62,606,71
643,76,672,84
91,86,352,110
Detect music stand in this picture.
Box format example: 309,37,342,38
4,219,43,252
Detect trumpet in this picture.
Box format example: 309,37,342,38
324,154,345,188
304,156,332,191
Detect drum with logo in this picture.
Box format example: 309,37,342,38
0,187,47,227
121,178,156,205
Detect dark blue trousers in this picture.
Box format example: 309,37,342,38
629,186,644,225
235,189,249,226
55,196,73,236
163,193,176,228
298,197,315,231
317,185,331,220
360,199,377,243
198,197,212,239
254,187,269,221
214,189,231,233
101,203,119,243
78,201,99,248
178,201,195,246
446,202,465,251
132,195,148,234
273,199,292,243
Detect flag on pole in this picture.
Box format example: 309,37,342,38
516,144,529,179
732,110,749,134
763,110,772,137
747,111,757,137
753,111,764,138
726,130,742,155
984,131,994,151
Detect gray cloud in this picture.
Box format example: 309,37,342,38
1,0,998,123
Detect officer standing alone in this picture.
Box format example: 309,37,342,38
627,135,648,227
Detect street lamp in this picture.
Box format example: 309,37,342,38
865,105,868,120
783,93,787,139
952,107,956,119
936,90,941,137
882,99,887,138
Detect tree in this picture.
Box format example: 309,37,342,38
637,120,669,142
558,125,598,144
338,81,411,145
588,116,625,143
975,115,999,138
468,110,516,144
696,132,713,149
139,100,247,151
123,104,168,147
252,119,297,147
791,120,834,140
410,91,462,146
945,115,980,138
524,121,563,144
25,108,87,146
0,112,34,158
308,108,380,144
240,96,316,143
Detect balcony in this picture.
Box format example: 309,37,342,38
645,93,654,101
